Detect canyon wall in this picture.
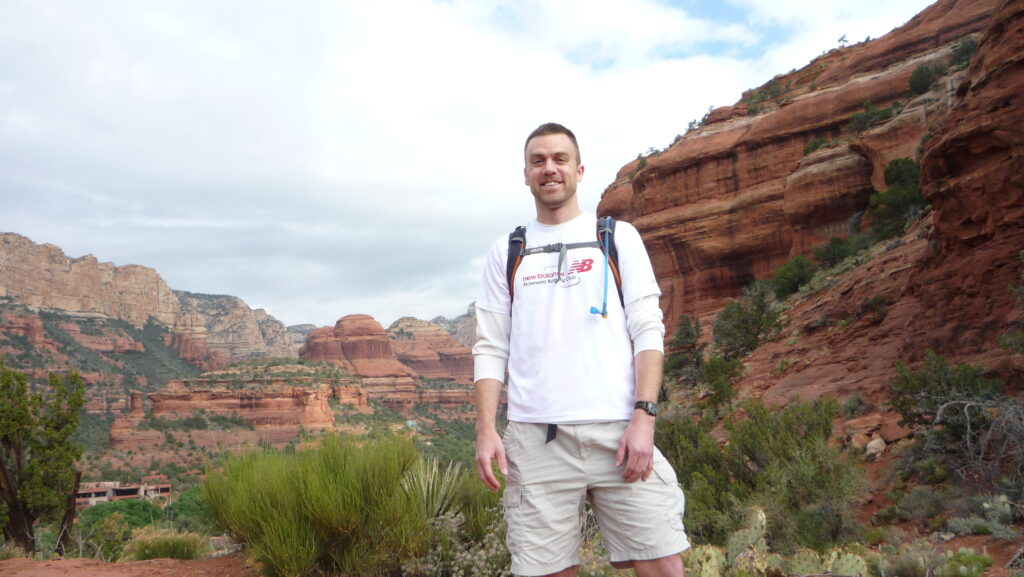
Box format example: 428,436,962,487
0,232,297,370
598,0,1022,438
388,316,473,384
598,0,1002,332
298,314,474,410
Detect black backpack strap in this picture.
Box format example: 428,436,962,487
506,219,624,309
506,225,527,303
597,217,625,308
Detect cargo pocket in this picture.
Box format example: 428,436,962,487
650,455,686,532
502,485,524,554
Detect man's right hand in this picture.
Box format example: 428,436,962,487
475,428,508,491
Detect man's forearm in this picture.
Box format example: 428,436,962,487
634,349,664,403
474,378,503,433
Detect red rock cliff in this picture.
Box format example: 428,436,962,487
299,314,418,408
597,0,1002,332
0,233,296,370
387,316,473,385
735,0,1023,439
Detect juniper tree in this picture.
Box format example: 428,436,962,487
0,359,85,553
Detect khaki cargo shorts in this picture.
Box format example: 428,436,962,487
502,421,689,576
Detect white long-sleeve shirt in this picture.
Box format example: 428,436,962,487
473,213,664,423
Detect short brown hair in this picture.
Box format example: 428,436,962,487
525,123,581,164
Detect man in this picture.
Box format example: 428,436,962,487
473,122,689,577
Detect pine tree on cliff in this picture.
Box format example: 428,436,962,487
0,358,85,554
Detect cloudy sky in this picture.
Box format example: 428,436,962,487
0,0,935,329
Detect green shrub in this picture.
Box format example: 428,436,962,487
868,184,926,239
120,526,211,561
949,36,978,69
202,434,497,577
946,516,1020,540
859,295,891,323
655,416,740,545
713,281,781,360
889,351,1002,433
898,487,947,522
403,511,510,577
665,314,705,388
772,255,818,300
0,543,27,561
163,487,210,533
878,540,945,577
839,394,873,419
657,399,866,553
848,100,901,133
74,499,164,559
885,157,921,189
936,548,992,577
888,351,1024,494
812,235,873,267
701,355,741,411
803,137,830,155
866,158,925,240
909,65,935,95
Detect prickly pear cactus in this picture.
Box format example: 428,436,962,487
683,545,727,577
726,508,769,564
784,549,824,576
828,552,868,577
727,548,767,577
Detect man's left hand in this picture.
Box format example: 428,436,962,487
616,413,656,482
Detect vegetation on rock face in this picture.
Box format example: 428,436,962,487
664,314,705,389
139,409,255,432
889,351,1024,500
0,360,85,554
772,255,819,301
868,157,927,239
657,399,867,553
812,234,873,267
0,306,201,392
998,250,1024,353
949,36,979,70
712,281,781,360
910,64,937,95
848,100,903,134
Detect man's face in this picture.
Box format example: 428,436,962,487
524,133,584,211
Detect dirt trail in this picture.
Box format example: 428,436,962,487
0,553,259,577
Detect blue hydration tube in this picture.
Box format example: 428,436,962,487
589,217,611,319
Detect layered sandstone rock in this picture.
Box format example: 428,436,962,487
431,304,477,348
726,0,1023,433
597,0,1002,331
109,363,369,452
149,381,337,428
921,0,1024,248
287,324,317,348
0,234,179,326
59,321,145,355
174,291,295,360
0,309,56,355
0,233,297,371
388,316,473,384
299,315,419,408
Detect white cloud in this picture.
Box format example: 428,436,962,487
0,0,941,327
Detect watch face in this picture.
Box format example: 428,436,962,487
635,401,657,416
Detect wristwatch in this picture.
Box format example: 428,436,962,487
634,401,658,417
